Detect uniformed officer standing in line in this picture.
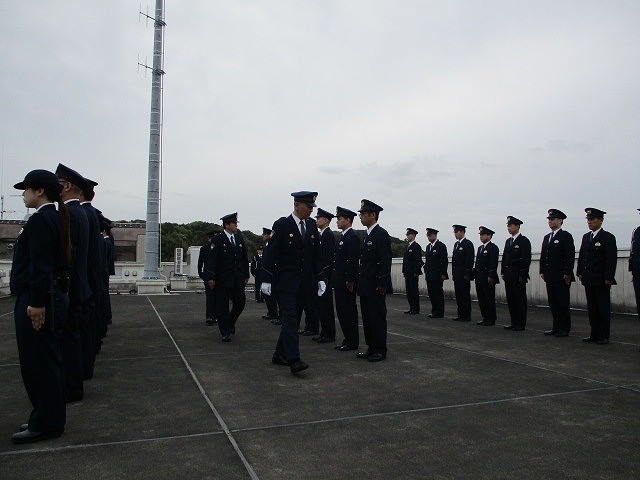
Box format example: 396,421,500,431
356,199,392,362
250,245,265,302
424,228,448,318
198,231,216,325
501,216,532,331
205,213,249,342
261,192,325,374
451,225,474,321
10,170,70,444
261,227,280,323
55,163,91,402
629,209,640,324
473,227,499,326
540,209,575,337
577,208,617,345
313,208,336,343
79,177,103,379
98,214,114,333
333,207,361,351
402,228,424,315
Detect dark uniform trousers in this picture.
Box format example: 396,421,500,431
475,281,496,322
426,280,445,316
265,292,279,318
405,275,420,312
15,291,67,432
302,295,320,333
504,281,527,328
59,300,85,400
277,290,315,361
634,278,640,321
215,278,246,337
453,280,471,318
584,285,611,340
360,294,387,356
204,282,216,319
318,289,336,339
334,286,359,348
546,281,571,333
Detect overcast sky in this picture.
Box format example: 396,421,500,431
1,1,639,250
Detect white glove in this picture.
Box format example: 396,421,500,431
261,283,272,296
317,280,326,296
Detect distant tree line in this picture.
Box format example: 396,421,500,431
158,221,407,262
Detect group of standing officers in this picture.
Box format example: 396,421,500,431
402,207,637,346
199,197,640,376
10,166,114,444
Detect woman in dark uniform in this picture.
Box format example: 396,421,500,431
10,170,71,444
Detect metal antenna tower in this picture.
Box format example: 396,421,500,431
140,0,166,280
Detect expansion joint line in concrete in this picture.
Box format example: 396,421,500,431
146,297,260,480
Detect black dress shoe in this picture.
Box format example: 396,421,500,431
206,318,214,326
582,336,595,342
404,310,413,314
596,339,610,345
483,321,496,326
511,326,525,331
65,394,83,404
222,334,232,342
428,314,444,318
230,326,236,334
476,320,486,325
544,330,557,336
290,360,309,374
262,315,272,319
301,330,317,336
367,353,386,362
335,343,346,350
312,335,323,342
356,351,371,359
271,319,282,325
338,344,358,351
503,325,514,330
408,311,419,315
12,427,64,444
453,317,470,322
271,353,288,366
18,423,28,432
555,331,569,337
317,336,335,344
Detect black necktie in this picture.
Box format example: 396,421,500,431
549,232,554,243
300,220,306,237
230,235,236,246
591,232,595,241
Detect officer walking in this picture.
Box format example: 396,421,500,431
540,209,575,337
205,213,249,342
577,208,617,344
261,227,280,323
356,199,392,362
402,228,424,315
451,225,474,321
261,192,325,374
501,216,532,331
198,231,217,325
473,226,500,326
10,170,70,444
314,208,336,343
250,245,265,303
424,228,448,318
333,206,361,351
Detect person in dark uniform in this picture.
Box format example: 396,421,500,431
540,209,576,337
577,208,617,345
205,213,249,342
629,209,640,326
250,245,264,302
79,177,103,379
501,216,532,331
261,192,324,374
402,228,424,314
356,199,393,362
424,228,448,318
198,231,216,325
473,226,499,326
451,225,474,321
98,214,114,333
313,208,336,343
56,163,91,402
333,206,361,351
261,227,280,323
10,170,70,444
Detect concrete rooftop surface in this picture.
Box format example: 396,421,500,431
0,292,638,480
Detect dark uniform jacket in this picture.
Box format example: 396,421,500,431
451,238,474,281
82,203,104,297
423,240,449,281
630,226,640,275
473,241,500,284
501,234,532,283
577,230,617,286
540,229,575,282
357,224,393,296
320,227,336,286
205,232,249,288
198,243,210,280
333,228,360,288
402,241,424,277
261,215,323,295
250,253,263,284
10,204,67,307
66,199,91,302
